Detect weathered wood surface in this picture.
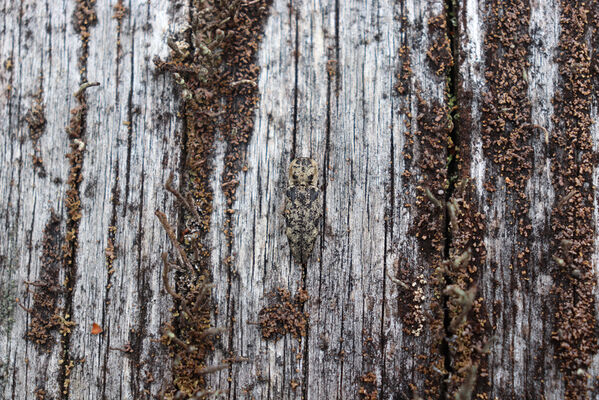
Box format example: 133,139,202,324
1,1,182,398
206,0,452,398
458,0,599,399
1,0,599,400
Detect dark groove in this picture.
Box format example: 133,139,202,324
23,199,36,398
299,2,312,396
122,25,135,219
380,90,394,400
100,2,135,375
439,0,460,399
46,3,52,83
60,1,97,397
333,0,340,94
337,305,346,400
100,161,119,400
5,10,19,393
132,168,147,399
10,351,17,400
127,13,149,398
13,0,24,259
291,1,299,159
338,206,352,400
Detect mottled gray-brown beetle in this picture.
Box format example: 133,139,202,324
284,157,322,265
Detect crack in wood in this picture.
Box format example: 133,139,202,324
440,1,460,399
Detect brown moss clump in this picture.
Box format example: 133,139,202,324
25,90,46,142
72,0,97,74
112,0,128,64
161,275,215,397
427,14,453,76
55,1,98,396
395,45,411,96
444,181,491,397
23,212,63,346
358,372,378,400
153,1,272,397
481,0,533,247
391,11,453,397
258,288,309,340
154,0,272,250
549,2,598,398
155,208,217,398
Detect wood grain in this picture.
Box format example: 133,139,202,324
1,0,599,399
0,1,182,398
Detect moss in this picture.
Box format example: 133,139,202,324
25,211,63,347
154,1,272,397
549,2,599,397
258,288,309,341
358,372,378,400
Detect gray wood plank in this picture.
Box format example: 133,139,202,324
207,0,452,398
0,0,79,398
2,0,599,398
458,0,599,398
68,1,181,398
383,1,451,398
206,0,300,397
0,0,182,398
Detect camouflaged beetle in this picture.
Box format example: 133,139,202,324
284,157,322,265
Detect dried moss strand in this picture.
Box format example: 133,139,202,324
165,172,203,225
155,210,195,273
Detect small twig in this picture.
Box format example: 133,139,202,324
161,253,183,300
155,210,195,273
455,364,478,400
109,343,133,353
231,79,257,87
192,283,215,314
198,356,249,375
23,280,46,288
425,187,444,209
447,199,459,234
165,172,203,225
15,298,32,313
556,190,577,209
165,331,195,353
198,363,229,375
189,389,228,400
387,272,409,290
74,81,100,98
199,327,227,340
521,123,550,145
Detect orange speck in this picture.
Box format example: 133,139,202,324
91,323,103,335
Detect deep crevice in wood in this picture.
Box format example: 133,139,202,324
440,0,459,398
60,1,99,397
291,0,299,159
100,160,119,399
